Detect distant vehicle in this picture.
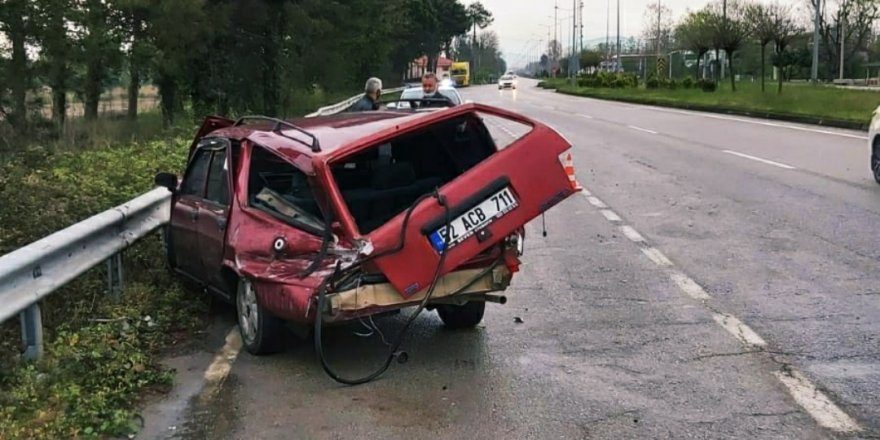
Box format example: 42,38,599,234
498,75,517,90
153,104,581,357
450,61,470,87
869,108,880,183
386,86,463,109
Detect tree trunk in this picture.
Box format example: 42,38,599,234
728,53,735,92
760,44,766,92
84,58,102,120
695,54,701,79
128,64,140,120
158,74,176,128
713,48,720,84
8,3,28,131
52,86,66,127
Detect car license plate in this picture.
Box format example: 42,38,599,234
428,187,518,252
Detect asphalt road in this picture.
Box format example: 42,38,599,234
138,80,880,440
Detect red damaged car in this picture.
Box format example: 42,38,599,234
155,102,580,377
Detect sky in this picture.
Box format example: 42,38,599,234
472,0,810,68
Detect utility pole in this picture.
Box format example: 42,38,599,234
616,0,621,72
554,0,559,77
811,0,821,82
839,1,846,80
570,0,579,82
606,0,610,63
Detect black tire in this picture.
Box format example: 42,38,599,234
872,143,880,184
436,301,485,329
236,277,284,355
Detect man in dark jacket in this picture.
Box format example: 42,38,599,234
349,77,382,111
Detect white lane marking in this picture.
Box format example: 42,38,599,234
774,370,862,433
627,125,658,135
581,188,593,196
204,327,243,384
619,225,645,242
712,313,767,347
669,271,711,300
600,209,622,222
646,106,867,140
585,195,608,208
641,247,673,267
578,113,593,119
723,150,796,170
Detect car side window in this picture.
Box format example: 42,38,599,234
205,149,229,206
179,148,212,197
247,145,326,234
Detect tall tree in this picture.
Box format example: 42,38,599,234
709,1,747,91
771,7,801,93
117,0,153,120
465,2,493,76
0,0,33,130
642,1,674,55
76,0,123,120
745,3,777,92
675,10,713,78
33,0,75,126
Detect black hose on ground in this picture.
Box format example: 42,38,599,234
313,189,452,386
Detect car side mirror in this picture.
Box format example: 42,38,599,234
154,172,178,193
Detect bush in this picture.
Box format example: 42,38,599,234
646,77,660,89
682,77,695,89
698,79,717,92
667,79,679,90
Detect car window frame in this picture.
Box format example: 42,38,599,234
244,143,328,237
178,140,223,199
203,139,232,208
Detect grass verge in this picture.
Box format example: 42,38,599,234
538,78,879,130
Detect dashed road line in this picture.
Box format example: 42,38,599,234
627,125,658,135
723,150,796,170
579,186,861,432
712,313,767,347
669,271,711,300
585,195,608,208
619,225,646,243
578,114,593,119
640,247,673,267
600,209,622,222
774,370,862,433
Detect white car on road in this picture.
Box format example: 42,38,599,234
870,108,880,183
498,75,517,90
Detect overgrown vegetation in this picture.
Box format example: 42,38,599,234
0,132,213,439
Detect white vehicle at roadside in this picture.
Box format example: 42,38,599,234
498,75,517,90
869,106,880,183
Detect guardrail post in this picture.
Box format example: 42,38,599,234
106,252,123,299
20,303,44,360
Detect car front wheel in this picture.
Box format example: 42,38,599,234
872,149,880,184
236,277,284,355
436,301,485,329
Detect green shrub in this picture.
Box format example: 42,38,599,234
646,77,660,89
698,79,717,92
682,77,695,89
667,79,679,90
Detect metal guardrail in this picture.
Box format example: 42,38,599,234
0,90,393,361
304,86,405,117
0,188,171,359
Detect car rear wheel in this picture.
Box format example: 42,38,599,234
436,301,485,329
236,277,284,355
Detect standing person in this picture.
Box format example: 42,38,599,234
349,77,382,111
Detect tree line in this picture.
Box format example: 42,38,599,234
0,0,497,134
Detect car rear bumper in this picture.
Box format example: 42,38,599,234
320,265,513,323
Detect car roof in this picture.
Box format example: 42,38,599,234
209,110,441,161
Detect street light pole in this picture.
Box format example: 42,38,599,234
839,1,846,80
811,0,821,82
616,0,621,72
